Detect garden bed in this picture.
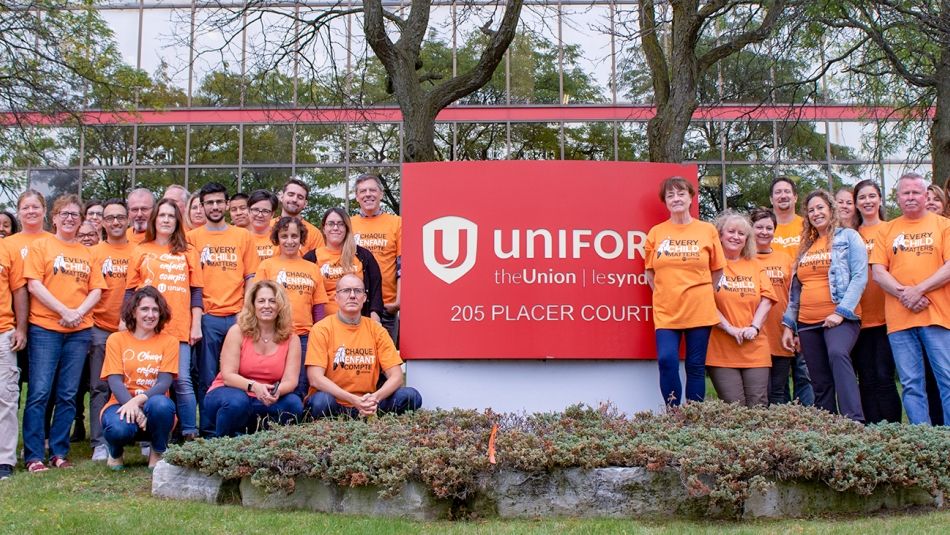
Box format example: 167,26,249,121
155,402,949,519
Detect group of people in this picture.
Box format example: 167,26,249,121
646,174,950,428
0,175,421,478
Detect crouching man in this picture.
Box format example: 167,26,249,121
306,274,421,417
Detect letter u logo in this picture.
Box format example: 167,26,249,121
423,216,478,284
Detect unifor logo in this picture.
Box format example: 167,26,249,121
423,216,477,284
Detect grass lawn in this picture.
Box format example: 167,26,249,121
1,440,947,535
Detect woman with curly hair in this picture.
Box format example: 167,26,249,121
781,189,867,422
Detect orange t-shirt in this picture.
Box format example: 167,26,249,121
305,315,402,406
187,225,259,316
0,241,26,333
772,215,803,259
251,231,275,263
126,242,204,343
707,257,777,368
91,241,134,332
797,235,835,325
100,330,179,410
315,247,364,315
869,212,950,334
644,219,727,329
25,235,107,332
126,228,147,246
254,255,329,335
273,217,324,255
351,213,401,304
858,223,887,328
756,249,793,357
3,231,52,272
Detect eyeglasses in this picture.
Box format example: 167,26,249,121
324,221,346,229
77,232,98,240
250,208,273,216
336,287,367,297
129,207,151,214
58,211,81,220
102,215,128,223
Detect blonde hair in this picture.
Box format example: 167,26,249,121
185,192,202,229
714,210,755,260
798,189,839,265
237,280,293,343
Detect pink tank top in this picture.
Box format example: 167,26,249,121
208,336,290,397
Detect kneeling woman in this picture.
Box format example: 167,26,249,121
707,212,777,407
100,287,178,469
203,280,304,437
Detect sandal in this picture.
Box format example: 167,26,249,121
26,461,49,473
49,456,73,469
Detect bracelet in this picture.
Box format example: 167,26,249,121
750,325,760,335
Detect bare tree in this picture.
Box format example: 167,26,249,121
634,0,792,163
828,1,950,181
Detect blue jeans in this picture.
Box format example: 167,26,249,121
23,325,92,462
792,353,815,406
203,386,303,438
307,387,422,418
101,395,176,458
655,327,710,406
295,335,309,399
198,313,236,435
175,342,198,437
888,326,950,425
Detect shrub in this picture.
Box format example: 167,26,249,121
164,402,950,510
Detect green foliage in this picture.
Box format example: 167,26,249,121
164,402,950,513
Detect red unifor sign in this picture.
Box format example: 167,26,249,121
401,161,698,359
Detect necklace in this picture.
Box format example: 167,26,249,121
260,332,275,343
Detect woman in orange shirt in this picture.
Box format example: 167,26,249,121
781,190,867,422
850,179,902,423
22,194,106,472
254,216,328,398
644,177,726,406
751,208,796,404
100,286,178,470
125,199,203,439
6,190,51,396
305,208,384,321
707,212,776,407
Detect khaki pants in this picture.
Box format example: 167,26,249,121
0,330,19,466
708,366,770,408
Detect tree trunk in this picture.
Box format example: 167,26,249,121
648,91,699,163
403,104,438,163
932,44,950,184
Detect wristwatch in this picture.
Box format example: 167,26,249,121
247,381,254,392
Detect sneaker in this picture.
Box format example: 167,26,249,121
26,461,48,473
0,464,13,479
140,443,150,457
49,456,73,469
91,445,108,462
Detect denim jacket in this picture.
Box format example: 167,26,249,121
782,227,868,332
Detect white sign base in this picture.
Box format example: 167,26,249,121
406,360,681,415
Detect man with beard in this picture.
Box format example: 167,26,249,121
187,182,259,434
126,188,155,246
277,179,323,254
87,199,132,460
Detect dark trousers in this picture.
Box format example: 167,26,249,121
768,356,794,405
798,320,864,423
203,386,303,438
307,387,422,418
655,327,710,406
852,325,902,424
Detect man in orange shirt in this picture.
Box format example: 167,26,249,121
162,185,189,217
228,192,250,229
126,188,155,246
351,174,401,344
0,238,28,479
769,176,814,407
305,274,420,418
277,179,324,254
188,182,259,434
870,173,950,425
87,199,132,461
